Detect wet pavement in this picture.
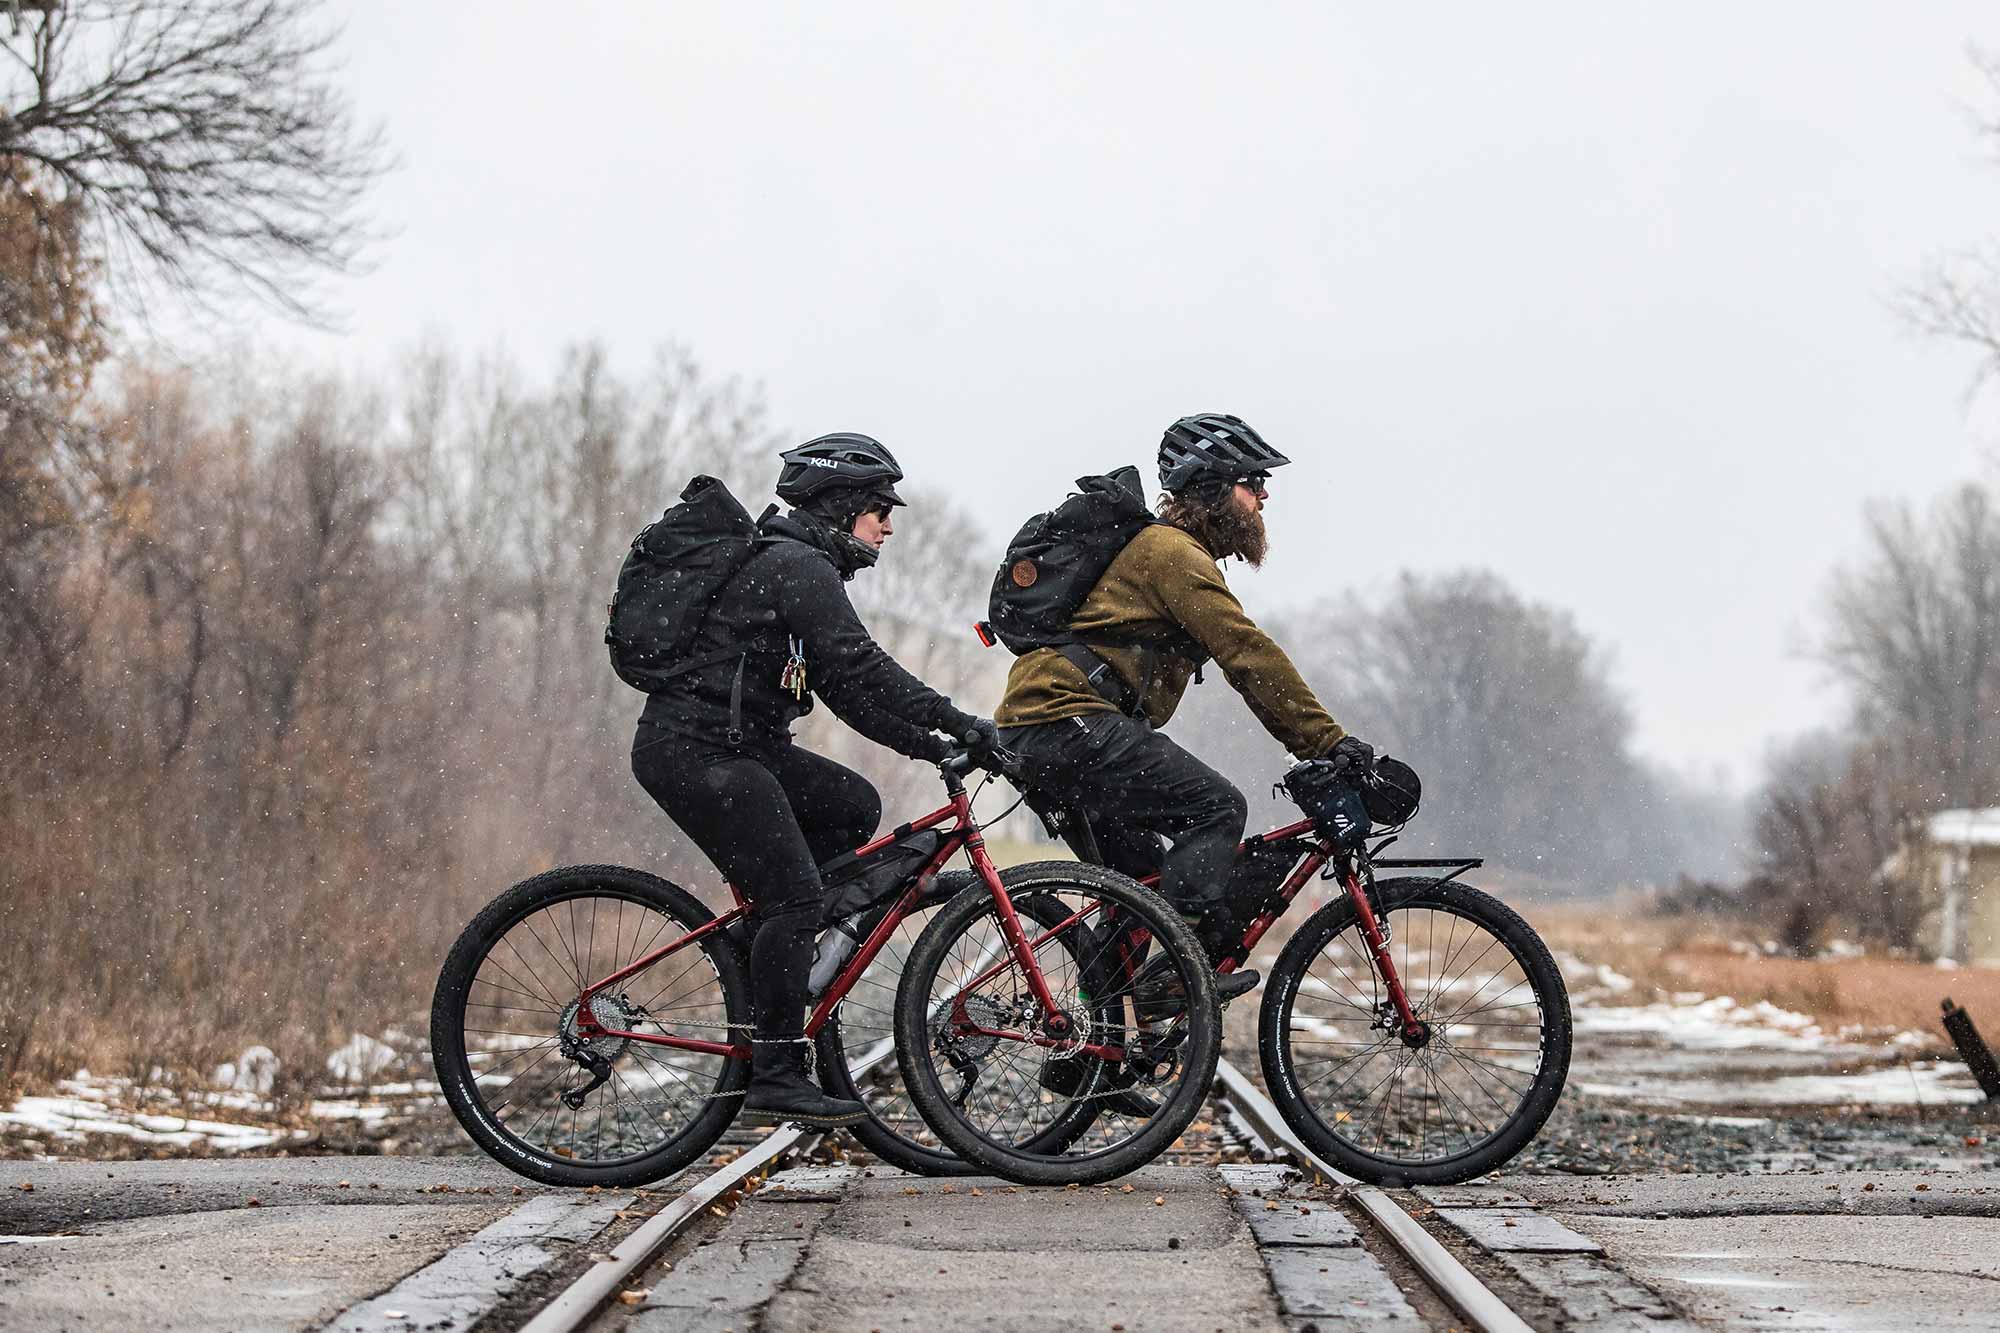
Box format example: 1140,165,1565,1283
1430,1170,2000,1332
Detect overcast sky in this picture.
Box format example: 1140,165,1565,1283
247,2,2000,792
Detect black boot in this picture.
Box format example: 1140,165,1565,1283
741,1038,868,1128
1131,951,1258,1027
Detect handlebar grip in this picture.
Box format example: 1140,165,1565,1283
941,748,980,776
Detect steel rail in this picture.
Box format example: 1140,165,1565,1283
516,1119,816,1333
514,1016,931,1333
1214,1057,1534,1333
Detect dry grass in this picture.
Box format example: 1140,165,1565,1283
1527,901,2000,1041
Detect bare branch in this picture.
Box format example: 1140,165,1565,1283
0,0,387,323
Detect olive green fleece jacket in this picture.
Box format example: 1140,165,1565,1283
993,523,1346,759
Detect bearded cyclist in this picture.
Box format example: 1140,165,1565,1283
995,414,1373,1003
632,434,1004,1127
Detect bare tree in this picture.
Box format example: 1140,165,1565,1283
1822,485,2000,811
1260,570,1726,889
0,0,386,318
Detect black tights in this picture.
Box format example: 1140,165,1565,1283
631,727,880,1042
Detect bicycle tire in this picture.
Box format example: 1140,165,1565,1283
431,864,751,1188
816,876,1104,1176
894,861,1219,1187
1260,877,1571,1186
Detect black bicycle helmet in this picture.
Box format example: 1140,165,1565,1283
776,433,907,508
1158,413,1291,493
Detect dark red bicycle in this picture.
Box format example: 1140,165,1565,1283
429,751,1220,1188
1032,758,1574,1185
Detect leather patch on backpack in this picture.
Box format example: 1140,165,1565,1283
1010,558,1039,588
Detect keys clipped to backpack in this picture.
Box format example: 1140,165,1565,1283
779,636,808,700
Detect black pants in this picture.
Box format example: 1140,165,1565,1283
631,726,881,1041
1000,713,1248,918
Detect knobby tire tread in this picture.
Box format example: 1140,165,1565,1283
431,864,752,1188
893,861,1221,1187
1259,877,1571,1185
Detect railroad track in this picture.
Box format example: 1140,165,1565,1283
510,1053,1534,1333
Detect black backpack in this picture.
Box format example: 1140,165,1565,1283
605,475,766,694
980,467,1207,715
983,466,1154,655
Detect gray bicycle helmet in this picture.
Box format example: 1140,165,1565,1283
1158,413,1291,493
776,433,907,508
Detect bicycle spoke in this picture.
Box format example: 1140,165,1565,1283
1284,899,1552,1171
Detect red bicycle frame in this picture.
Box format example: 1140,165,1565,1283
568,763,1126,1061
1123,819,1479,1045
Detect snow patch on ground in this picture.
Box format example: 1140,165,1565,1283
211,1045,279,1096
1575,994,1833,1051
0,1078,306,1151
1569,976,1980,1107
327,1033,398,1084
2,1032,444,1158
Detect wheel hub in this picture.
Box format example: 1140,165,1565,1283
559,992,638,1063
939,993,1009,1062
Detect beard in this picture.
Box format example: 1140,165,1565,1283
1212,498,1270,567
1162,489,1270,567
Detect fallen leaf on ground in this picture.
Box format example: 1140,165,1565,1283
616,1288,650,1305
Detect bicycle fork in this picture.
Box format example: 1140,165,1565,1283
1344,868,1429,1046
943,833,1126,1061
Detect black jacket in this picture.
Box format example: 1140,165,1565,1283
638,512,974,759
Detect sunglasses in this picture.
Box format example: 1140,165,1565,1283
1234,474,1270,498
864,501,896,521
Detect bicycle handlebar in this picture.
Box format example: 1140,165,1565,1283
941,744,1026,784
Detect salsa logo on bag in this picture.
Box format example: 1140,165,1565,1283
981,466,1154,655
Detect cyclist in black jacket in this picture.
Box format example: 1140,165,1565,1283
632,434,1002,1127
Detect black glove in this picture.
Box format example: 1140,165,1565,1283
960,717,1004,756
1329,734,1375,774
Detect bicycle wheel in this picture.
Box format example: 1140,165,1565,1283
431,864,751,1187
816,874,1103,1176
894,861,1219,1186
1261,877,1571,1185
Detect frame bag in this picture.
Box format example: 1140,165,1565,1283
605,475,764,694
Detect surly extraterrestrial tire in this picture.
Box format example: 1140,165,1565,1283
893,861,1220,1187
1260,877,1571,1186
817,877,1105,1176
431,864,751,1188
